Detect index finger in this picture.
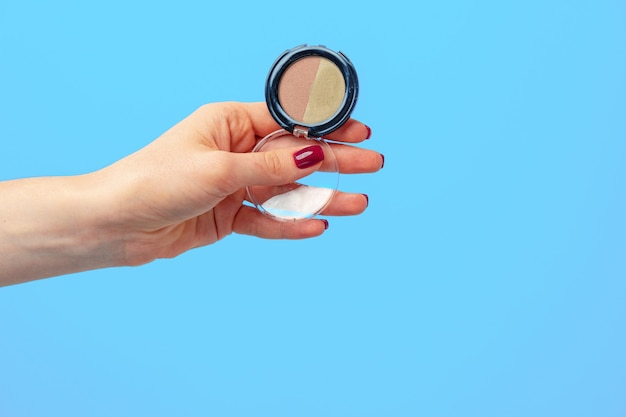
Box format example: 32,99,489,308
241,101,283,138
242,102,371,144
323,118,372,143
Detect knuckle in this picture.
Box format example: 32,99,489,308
262,152,284,178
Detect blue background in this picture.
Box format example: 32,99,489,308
1,0,626,416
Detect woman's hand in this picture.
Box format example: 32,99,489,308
97,102,383,266
0,102,383,285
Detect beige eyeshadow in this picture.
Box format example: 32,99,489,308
302,58,346,124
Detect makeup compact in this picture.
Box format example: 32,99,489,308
246,44,359,221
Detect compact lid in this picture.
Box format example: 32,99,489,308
265,44,359,138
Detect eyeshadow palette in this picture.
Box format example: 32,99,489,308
266,45,359,138
247,45,359,221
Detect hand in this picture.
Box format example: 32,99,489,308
93,102,383,266
0,101,383,285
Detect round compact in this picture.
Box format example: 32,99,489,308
246,44,359,221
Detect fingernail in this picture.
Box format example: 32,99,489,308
380,154,385,169
321,219,329,230
294,145,324,169
365,125,372,140
363,194,369,207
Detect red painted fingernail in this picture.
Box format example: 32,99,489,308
363,194,369,207
321,219,329,230
294,145,324,169
380,154,385,169
365,125,372,140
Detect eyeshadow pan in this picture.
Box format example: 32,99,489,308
278,57,346,125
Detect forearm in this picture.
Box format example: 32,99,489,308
0,174,125,286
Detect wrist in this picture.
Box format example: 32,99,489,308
69,172,128,269
0,173,126,285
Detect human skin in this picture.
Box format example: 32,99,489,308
0,102,383,286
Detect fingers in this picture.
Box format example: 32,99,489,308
233,192,369,239
240,102,283,138
191,102,373,159
321,191,369,216
191,101,382,207
240,101,372,142
323,118,372,143
236,104,382,174
312,142,384,174
327,143,384,174
239,102,372,144
245,187,368,217
184,102,281,153
205,134,383,201
222,143,328,193
233,205,328,239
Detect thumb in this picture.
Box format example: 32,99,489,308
227,144,326,190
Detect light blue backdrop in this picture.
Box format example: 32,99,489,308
1,1,625,416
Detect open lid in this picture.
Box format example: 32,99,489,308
265,45,359,138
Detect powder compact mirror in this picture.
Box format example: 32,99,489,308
246,44,359,221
